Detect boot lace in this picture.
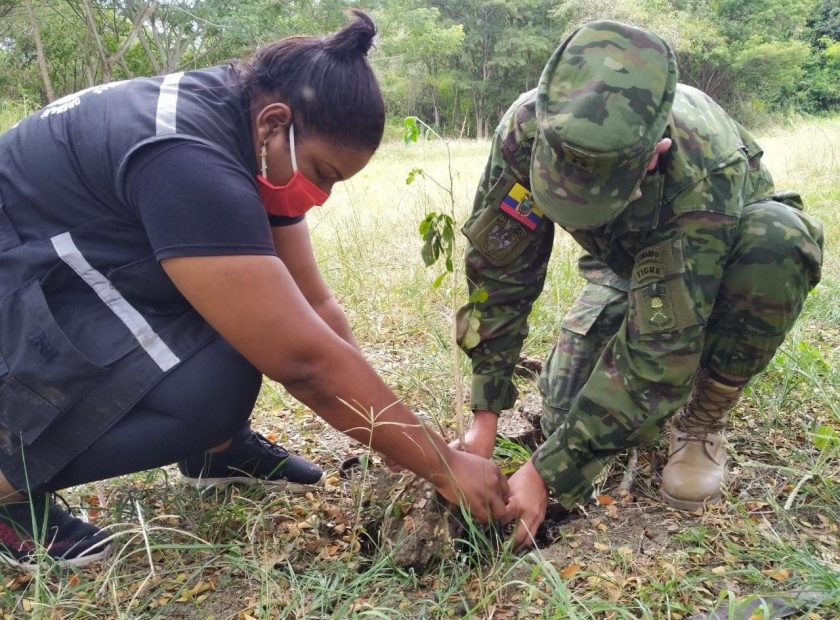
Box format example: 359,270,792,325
674,374,743,445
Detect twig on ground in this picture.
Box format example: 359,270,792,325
618,448,639,495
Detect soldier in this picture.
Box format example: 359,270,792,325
456,21,824,546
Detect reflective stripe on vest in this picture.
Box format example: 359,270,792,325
50,232,180,372
156,72,184,136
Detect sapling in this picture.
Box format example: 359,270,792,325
403,116,487,448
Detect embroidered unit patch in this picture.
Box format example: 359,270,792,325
500,182,543,231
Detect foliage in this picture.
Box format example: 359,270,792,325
800,0,840,111
0,0,837,131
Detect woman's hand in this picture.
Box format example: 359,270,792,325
448,410,498,459
502,459,549,548
432,447,510,523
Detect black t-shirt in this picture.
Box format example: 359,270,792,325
124,140,303,262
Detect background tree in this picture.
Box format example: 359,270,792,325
1,0,838,133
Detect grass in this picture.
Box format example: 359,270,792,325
1,116,839,618
0,99,33,133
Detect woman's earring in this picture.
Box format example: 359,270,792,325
260,142,268,177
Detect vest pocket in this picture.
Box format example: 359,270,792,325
0,280,108,453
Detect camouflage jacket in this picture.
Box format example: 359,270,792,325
457,84,775,502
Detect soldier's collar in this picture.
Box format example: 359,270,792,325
618,170,665,233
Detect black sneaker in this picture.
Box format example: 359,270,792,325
0,494,112,570
178,430,325,492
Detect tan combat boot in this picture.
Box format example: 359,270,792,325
661,371,744,511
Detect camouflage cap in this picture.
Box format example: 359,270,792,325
531,21,678,229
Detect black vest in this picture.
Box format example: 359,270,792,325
0,66,255,486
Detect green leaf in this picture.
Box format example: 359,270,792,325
418,214,433,236
403,116,420,144
445,256,453,273
814,425,839,451
442,220,454,241
469,288,489,304
420,241,436,267
432,271,448,289
406,167,424,185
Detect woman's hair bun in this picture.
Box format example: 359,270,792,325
323,9,377,57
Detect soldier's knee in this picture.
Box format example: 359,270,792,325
732,200,823,290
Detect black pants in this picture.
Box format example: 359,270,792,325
38,335,262,493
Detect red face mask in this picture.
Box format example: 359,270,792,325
257,123,330,218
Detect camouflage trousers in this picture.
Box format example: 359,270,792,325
538,197,824,439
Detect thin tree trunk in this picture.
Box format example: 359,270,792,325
138,30,162,74
108,0,158,77
25,0,55,102
79,0,110,82
78,0,156,84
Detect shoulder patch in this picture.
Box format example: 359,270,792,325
464,207,532,266
499,182,544,231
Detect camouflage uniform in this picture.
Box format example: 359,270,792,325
457,22,823,509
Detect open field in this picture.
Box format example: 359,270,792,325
1,117,838,618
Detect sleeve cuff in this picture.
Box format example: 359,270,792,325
268,214,305,227
470,374,518,413
532,433,595,510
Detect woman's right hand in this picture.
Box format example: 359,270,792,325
432,447,510,522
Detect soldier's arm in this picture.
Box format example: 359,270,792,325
457,132,555,419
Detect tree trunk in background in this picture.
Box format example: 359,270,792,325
25,0,55,102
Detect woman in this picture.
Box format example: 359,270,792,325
0,11,509,569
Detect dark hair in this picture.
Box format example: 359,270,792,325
238,10,385,151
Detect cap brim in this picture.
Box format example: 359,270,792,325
530,132,645,230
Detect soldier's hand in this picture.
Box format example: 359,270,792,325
448,410,498,459
433,447,510,523
502,459,548,548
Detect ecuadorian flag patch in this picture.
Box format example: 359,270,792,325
499,182,543,231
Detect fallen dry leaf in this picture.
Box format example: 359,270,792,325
561,563,582,579
5,574,32,591
762,567,791,581
616,547,633,558
192,581,215,596
596,495,615,506
85,494,102,520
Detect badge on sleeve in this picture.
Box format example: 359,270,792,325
499,182,543,231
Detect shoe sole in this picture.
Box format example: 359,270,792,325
181,472,326,494
0,542,114,571
660,489,721,512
